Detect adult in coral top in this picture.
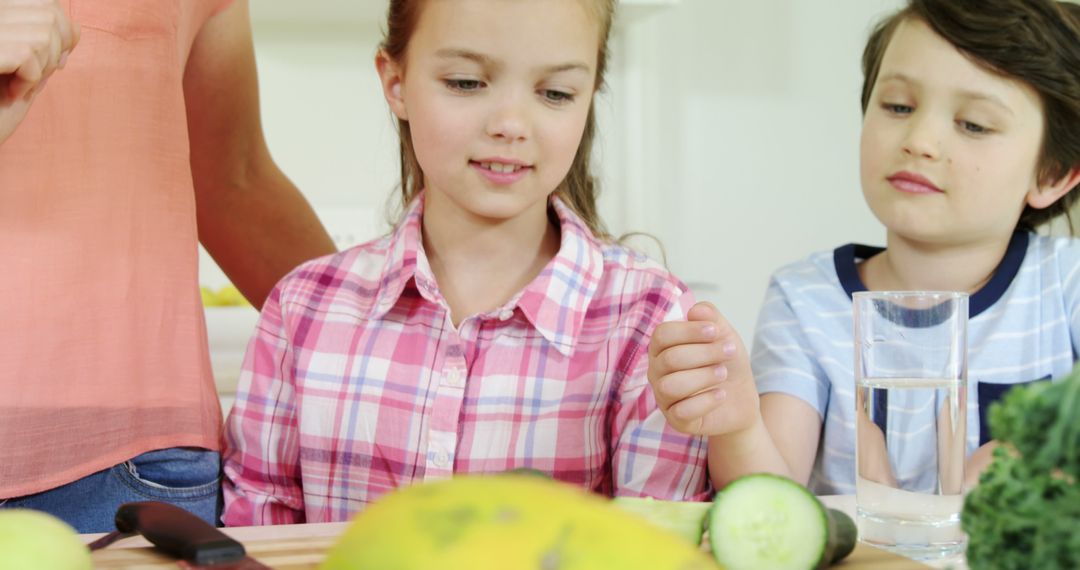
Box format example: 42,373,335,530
0,0,335,532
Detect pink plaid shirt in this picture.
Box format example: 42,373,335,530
222,195,710,525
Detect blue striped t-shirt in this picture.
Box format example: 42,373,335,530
752,232,1080,495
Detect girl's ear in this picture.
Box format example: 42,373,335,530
1027,167,1080,210
376,51,407,121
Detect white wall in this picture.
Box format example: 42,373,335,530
610,0,911,338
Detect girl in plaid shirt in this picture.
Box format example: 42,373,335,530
222,0,711,525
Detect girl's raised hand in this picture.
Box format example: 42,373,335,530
0,0,79,142
647,302,761,436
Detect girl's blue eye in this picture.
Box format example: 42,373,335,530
542,90,575,104
883,103,913,115
446,79,483,92
959,120,989,135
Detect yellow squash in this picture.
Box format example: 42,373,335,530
321,474,720,570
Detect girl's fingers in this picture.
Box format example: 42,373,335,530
650,320,718,357
652,339,732,378
654,366,727,405
666,388,725,431
686,301,719,323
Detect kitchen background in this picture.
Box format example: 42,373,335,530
204,0,1079,409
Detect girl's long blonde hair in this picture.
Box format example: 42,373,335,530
380,0,617,240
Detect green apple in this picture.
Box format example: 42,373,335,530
0,510,93,570
612,496,712,546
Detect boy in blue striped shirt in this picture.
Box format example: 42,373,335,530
648,0,1080,495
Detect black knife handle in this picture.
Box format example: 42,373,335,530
115,501,246,566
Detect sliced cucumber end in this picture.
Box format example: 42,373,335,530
825,508,857,564
708,474,830,570
611,496,711,545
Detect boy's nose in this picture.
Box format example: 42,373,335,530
485,93,530,142
901,116,942,160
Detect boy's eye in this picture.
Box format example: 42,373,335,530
541,89,575,104
882,103,913,115
958,120,990,135
445,79,484,92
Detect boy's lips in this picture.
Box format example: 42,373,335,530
470,158,532,185
888,171,944,194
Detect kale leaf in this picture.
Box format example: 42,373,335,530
961,367,1080,569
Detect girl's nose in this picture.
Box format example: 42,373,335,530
485,93,529,142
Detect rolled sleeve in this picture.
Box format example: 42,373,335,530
610,287,712,501
222,286,305,526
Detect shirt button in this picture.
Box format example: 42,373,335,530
446,368,464,388
433,451,451,468
498,309,513,321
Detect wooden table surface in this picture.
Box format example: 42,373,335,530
88,528,928,569
86,518,934,569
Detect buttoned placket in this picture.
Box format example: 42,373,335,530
422,314,473,481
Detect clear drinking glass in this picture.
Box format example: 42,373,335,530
853,291,968,560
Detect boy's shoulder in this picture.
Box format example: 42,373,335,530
1025,232,1080,278
769,247,841,287
1028,232,1080,256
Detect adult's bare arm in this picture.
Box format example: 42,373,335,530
184,0,335,308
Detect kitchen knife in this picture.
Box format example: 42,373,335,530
87,501,270,569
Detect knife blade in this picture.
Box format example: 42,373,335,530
88,501,270,569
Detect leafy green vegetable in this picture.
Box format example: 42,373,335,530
961,366,1080,569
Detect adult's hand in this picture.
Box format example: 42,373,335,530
0,0,79,142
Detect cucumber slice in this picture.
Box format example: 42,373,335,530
611,497,711,545
708,474,856,569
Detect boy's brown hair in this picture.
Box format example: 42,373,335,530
861,0,1080,230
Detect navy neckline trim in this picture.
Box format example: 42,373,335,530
832,231,1029,318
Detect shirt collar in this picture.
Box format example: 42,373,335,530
832,230,1030,318
368,195,426,320
513,196,604,356
368,192,604,357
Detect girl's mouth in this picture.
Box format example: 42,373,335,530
477,161,524,174
470,160,532,185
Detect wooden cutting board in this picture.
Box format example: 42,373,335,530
837,542,934,568
91,534,337,569
91,537,930,569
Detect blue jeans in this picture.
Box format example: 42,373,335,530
0,447,221,533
